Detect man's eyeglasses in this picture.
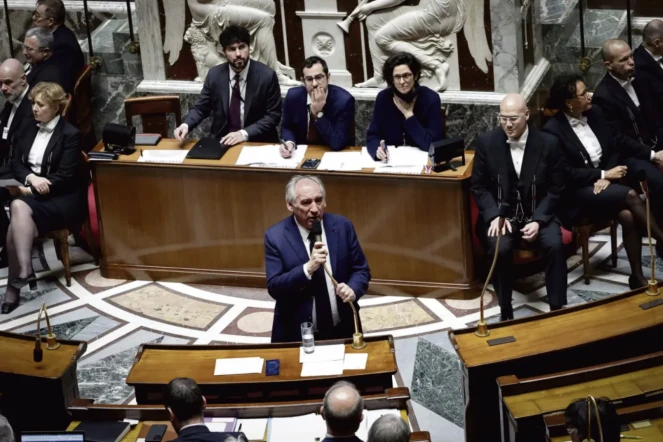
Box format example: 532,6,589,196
498,114,525,123
32,11,46,20
22,45,43,53
304,74,327,84
393,73,413,82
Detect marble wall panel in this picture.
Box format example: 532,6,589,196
490,0,521,93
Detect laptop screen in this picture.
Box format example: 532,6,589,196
22,432,85,442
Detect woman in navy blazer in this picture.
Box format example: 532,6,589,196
544,74,663,289
366,53,444,160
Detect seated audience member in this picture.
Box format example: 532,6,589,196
471,94,566,320
165,377,246,442
367,415,410,442
0,82,86,314
593,39,663,232
280,56,355,156
366,52,444,161
321,381,364,442
634,20,663,111
1,59,34,167
565,397,620,442
175,25,281,146
32,0,84,82
0,413,14,442
544,74,663,289
23,27,71,93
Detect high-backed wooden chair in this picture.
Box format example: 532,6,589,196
71,64,96,152
574,218,618,284
61,93,73,120
124,96,182,138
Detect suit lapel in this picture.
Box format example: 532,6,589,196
519,127,543,193
9,98,29,134
284,217,310,265
323,214,339,276
605,73,639,111
220,64,230,114
40,118,65,174
244,61,258,123
557,112,594,168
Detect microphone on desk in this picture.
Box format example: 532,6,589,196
42,303,61,350
583,395,603,442
310,220,366,350
476,216,506,337
637,171,660,296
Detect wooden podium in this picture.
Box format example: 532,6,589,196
126,336,397,405
0,330,87,432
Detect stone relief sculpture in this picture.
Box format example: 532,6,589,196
339,0,493,91
163,0,298,84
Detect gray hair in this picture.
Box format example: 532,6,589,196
25,27,54,50
0,414,14,442
323,381,364,436
367,415,410,442
285,175,326,205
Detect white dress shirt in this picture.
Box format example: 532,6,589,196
229,60,250,141
507,127,529,178
28,115,60,174
564,113,605,178
4,86,29,139
295,217,340,330
645,47,663,71
609,72,640,107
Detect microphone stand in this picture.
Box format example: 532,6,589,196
42,303,60,350
322,264,366,350
585,395,604,442
476,217,505,337
640,180,660,296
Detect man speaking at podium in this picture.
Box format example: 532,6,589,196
264,176,371,343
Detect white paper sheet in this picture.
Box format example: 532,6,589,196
343,353,368,370
236,418,268,440
214,357,264,375
205,417,237,432
299,343,345,363
383,145,429,167
235,144,308,168
301,359,344,377
373,165,423,174
137,150,188,164
355,409,403,441
360,147,383,168
317,152,363,171
268,413,326,442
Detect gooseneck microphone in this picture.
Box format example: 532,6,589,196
637,170,660,296
34,305,44,362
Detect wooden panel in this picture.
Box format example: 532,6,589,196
92,140,475,295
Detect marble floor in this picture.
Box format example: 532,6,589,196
0,231,651,442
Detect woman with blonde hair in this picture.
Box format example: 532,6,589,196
1,82,87,314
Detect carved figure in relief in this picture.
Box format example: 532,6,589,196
340,0,493,91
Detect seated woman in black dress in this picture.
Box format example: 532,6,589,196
1,82,86,314
565,397,620,442
366,52,444,161
544,74,663,290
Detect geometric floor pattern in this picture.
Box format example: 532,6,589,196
0,230,646,442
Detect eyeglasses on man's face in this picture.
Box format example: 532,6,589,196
304,74,327,84
498,114,525,124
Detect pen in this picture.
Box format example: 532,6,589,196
238,423,242,431
140,149,143,157
281,138,296,152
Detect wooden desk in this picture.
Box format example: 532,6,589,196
0,330,87,432
498,351,663,442
91,140,475,296
126,336,396,405
448,288,663,442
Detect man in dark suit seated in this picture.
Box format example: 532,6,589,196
593,39,663,237
165,378,246,442
174,25,281,146
634,20,663,111
471,94,566,321
32,0,84,83
23,27,70,93
264,175,371,343
321,381,365,442
279,56,355,156
0,59,34,167
367,415,410,442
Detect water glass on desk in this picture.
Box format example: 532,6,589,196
301,322,314,354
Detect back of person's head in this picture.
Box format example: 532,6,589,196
36,0,66,25
164,377,205,424
367,414,410,442
546,73,584,110
321,381,364,437
222,435,248,442
219,26,250,50
564,397,620,442
0,414,14,442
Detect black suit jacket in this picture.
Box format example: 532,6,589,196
0,93,35,165
27,57,71,93
322,436,363,442
51,25,84,82
634,45,663,115
168,425,245,442
470,126,565,226
543,106,620,189
183,60,281,142
592,72,663,160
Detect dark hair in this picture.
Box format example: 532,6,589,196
383,53,421,88
323,381,364,436
303,56,329,75
219,26,250,50
564,398,620,442
164,378,204,422
36,0,66,25
546,74,584,110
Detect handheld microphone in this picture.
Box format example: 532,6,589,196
310,220,323,244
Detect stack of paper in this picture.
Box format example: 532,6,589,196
373,146,428,174
235,144,308,168
343,353,368,370
300,344,346,377
235,418,268,440
268,413,326,442
214,357,264,375
137,150,188,164
318,152,363,171
360,147,383,168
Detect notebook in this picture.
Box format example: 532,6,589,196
74,421,131,442
186,137,229,160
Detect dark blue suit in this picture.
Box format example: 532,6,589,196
281,84,355,151
264,213,371,343
366,85,443,159
168,425,244,442
322,436,363,442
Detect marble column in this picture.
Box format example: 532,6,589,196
490,0,527,93
296,0,353,87
135,0,165,81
